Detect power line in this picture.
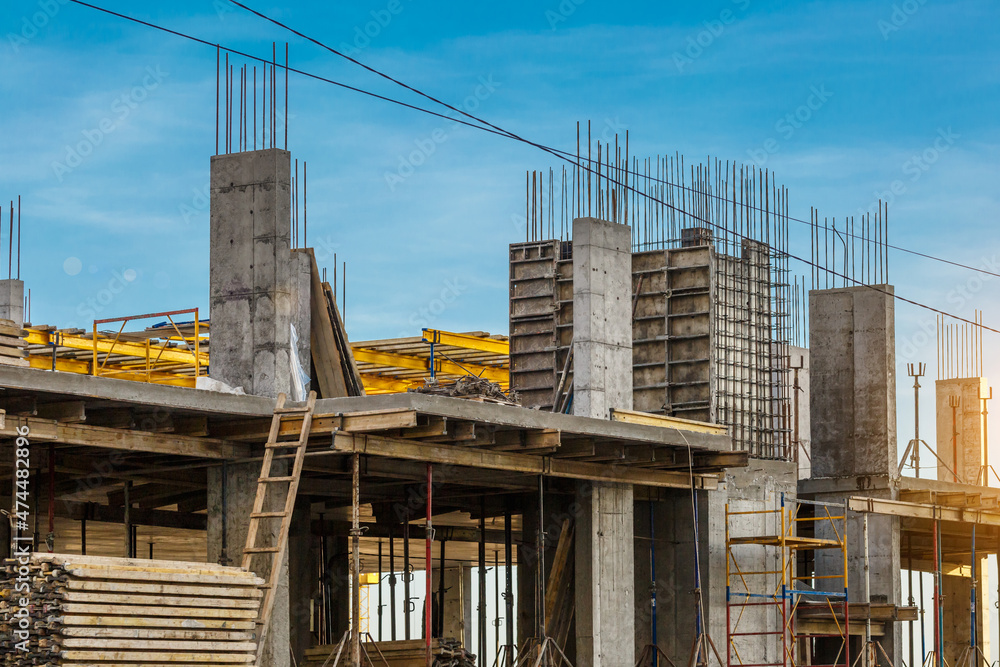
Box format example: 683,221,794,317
64,0,1000,335
222,2,1000,333
225,1,1000,283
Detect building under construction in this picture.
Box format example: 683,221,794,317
0,74,997,667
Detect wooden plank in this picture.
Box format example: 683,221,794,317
848,496,1000,526
56,602,258,619
0,416,249,458
62,577,263,598
543,518,574,644
60,626,253,640
609,407,728,435
326,281,366,396
59,590,262,608
42,554,261,575
210,409,418,440
304,249,349,398
492,428,561,452
57,615,256,630
62,567,263,587
59,638,258,651
59,651,253,663
331,432,719,490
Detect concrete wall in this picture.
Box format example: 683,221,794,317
635,462,795,666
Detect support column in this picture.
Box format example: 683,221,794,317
288,497,315,664
808,285,900,664
575,482,635,667
571,217,632,419
572,217,635,667
208,462,291,667
209,148,295,397
936,377,991,664
208,148,310,667
0,279,24,327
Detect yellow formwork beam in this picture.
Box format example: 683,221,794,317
26,355,195,387
352,347,508,385
360,374,420,394
421,328,509,356
24,329,208,366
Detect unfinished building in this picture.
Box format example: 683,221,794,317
0,101,997,667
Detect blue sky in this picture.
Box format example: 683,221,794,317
3,0,1000,441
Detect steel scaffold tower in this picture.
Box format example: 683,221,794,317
726,494,850,667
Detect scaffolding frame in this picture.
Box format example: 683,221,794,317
726,494,849,667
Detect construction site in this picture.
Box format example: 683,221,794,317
2,7,999,667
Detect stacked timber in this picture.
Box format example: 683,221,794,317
0,318,28,367
0,553,263,666
304,637,476,667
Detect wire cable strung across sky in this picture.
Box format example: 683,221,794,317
67,0,996,280
63,0,1000,335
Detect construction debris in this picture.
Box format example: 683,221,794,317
0,554,263,666
412,375,519,405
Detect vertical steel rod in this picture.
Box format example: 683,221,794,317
351,453,361,667
425,464,433,667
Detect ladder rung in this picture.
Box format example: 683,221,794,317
266,441,304,449
260,476,296,483
251,512,289,519
243,546,281,554
274,406,312,414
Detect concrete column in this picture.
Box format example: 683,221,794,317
788,346,810,479
809,285,896,479
571,217,632,419
936,377,991,664
0,279,24,328
433,564,470,645
935,377,989,484
809,285,900,663
208,462,291,667
575,483,635,667
569,217,635,667
942,559,990,666
208,148,312,667
210,148,296,397
288,498,315,664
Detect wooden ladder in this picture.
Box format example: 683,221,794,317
243,390,317,659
